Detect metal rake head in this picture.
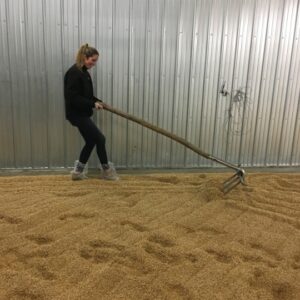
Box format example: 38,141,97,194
223,169,246,194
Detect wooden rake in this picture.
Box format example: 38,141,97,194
98,100,246,194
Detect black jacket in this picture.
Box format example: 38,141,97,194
64,64,96,119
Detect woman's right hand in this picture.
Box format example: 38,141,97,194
94,101,103,110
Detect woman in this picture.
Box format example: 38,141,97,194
64,44,118,180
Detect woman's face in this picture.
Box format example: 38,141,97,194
84,54,99,69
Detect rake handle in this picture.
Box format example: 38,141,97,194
99,100,243,173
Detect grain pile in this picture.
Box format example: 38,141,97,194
0,172,299,299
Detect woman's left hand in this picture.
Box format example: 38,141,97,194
94,102,103,110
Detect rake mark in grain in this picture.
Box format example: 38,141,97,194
0,213,22,224
26,235,54,245
241,253,277,268
9,248,50,265
249,241,282,261
292,254,300,269
53,191,91,197
226,201,300,231
155,176,180,184
184,253,198,263
80,239,125,264
148,234,176,247
10,289,41,300
175,223,196,234
120,220,149,232
167,283,193,299
199,226,226,235
143,243,180,264
59,212,96,221
205,248,232,264
89,239,125,251
115,250,152,274
271,282,294,300
80,239,152,274
36,264,56,280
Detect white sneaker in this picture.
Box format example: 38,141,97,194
71,171,88,180
102,162,119,181
71,160,88,181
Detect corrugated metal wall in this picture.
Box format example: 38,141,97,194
0,0,300,169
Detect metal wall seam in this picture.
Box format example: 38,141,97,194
140,0,149,168
0,0,15,168
156,0,179,167
80,0,97,166
215,0,236,166
26,0,49,168
211,0,227,167
110,0,115,157
126,0,132,168
150,0,160,166
94,0,99,161
63,0,81,166
290,2,300,166
42,0,50,168
264,0,286,166
8,0,32,168
251,0,272,166
225,0,242,163
95,0,113,165
127,0,147,167
24,0,33,169
277,0,300,165
230,0,255,166
184,0,197,167
291,92,300,165
169,0,181,168
238,0,257,166
111,0,130,167
198,0,212,167
171,0,185,168
154,0,166,167
184,0,199,167
284,19,300,165
244,0,268,166
44,0,64,168
60,0,67,168
78,0,82,43
176,0,194,167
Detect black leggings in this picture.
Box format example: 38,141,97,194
68,116,108,165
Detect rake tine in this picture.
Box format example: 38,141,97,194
223,170,246,194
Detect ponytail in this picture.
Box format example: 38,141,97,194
76,43,99,68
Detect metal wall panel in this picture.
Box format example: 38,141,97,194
0,0,14,168
186,0,212,167
127,0,147,167
111,0,130,167
276,0,300,165
156,0,180,167
25,0,48,167
171,0,194,167
95,0,114,167
44,0,65,168
200,0,225,167
62,0,81,167
141,0,163,167
290,1,300,166
1,0,300,170
5,0,32,168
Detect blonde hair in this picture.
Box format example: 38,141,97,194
76,43,99,68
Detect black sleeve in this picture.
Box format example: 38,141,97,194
65,70,95,110
93,96,103,103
